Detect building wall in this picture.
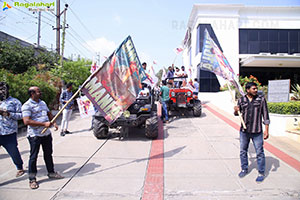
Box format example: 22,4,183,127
183,5,300,89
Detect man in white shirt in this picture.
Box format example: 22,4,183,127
174,67,181,88
181,66,188,86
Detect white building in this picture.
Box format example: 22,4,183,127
182,4,300,92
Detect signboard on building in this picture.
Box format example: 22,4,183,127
268,79,290,102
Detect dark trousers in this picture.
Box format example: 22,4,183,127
0,132,23,170
240,131,265,174
27,134,54,181
162,101,169,121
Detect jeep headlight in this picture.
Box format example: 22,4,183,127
187,91,192,97
171,91,176,97
123,110,130,118
133,104,139,110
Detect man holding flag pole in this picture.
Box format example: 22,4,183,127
200,29,270,182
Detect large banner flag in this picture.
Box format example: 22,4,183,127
77,95,95,118
200,29,245,95
81,36,147,124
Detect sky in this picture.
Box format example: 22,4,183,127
1,0,300,73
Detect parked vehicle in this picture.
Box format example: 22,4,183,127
92,83,158,139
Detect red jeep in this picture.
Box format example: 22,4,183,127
166,77,202,117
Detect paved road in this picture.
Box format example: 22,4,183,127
0,102,300,200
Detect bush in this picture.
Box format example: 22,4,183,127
1,68,58,109
291,84,300,100
268,101,300,115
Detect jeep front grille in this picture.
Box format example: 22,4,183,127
176,93,186,105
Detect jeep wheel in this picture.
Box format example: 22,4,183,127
93,122,109,139
145,116,158,139
193,101,202,117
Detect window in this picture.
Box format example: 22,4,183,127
249,30,258,41
279,30,288,42
239,29,300,54
197,24,223,53
269,30,278,42
260,30,268,41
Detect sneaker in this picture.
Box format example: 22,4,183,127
48,172,64,179
238,169,248,178
60,131,65,137
256,173,265,183
16,169,25,177
65,130,71,134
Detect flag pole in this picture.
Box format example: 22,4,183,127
172,54,178,65
41,74,95,134
226,81,246,129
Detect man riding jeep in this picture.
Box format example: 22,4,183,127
92,83,158,139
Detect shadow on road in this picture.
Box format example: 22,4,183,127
248,144,280,176
94,146,186,174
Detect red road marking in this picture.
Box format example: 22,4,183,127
142,102,164,200
203,104,300,173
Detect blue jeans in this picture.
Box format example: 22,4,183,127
28,134,54,181
0,132,23,170
240,131,265,174
162,101,168,121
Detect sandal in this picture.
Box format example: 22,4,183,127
48,172,64,179
29,180,39,189
16,169,25,177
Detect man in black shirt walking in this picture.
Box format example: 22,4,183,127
234,82,270,183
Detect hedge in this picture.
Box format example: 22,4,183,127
268,101,300,115
0,68,58,109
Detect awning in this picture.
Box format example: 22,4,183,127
240,54,300,67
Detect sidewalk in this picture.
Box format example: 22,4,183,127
199,91,300,165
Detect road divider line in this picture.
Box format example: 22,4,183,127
203,103,300,173
142,102,164,200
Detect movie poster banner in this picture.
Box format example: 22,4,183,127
200,29,245,95
81,36,147,124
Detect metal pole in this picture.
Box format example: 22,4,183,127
60,7,67,66
37,11,41,47
97,52,100,65
56,0,60,55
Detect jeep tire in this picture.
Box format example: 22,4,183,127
145,116,158,139
193,100,202,117
93,121,109,139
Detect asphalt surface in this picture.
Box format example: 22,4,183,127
0,95,300,200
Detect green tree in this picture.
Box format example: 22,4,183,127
50,59,91,91
0,41,35,73
0,41,58,73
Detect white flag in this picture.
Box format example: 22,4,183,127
77,96,95,118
